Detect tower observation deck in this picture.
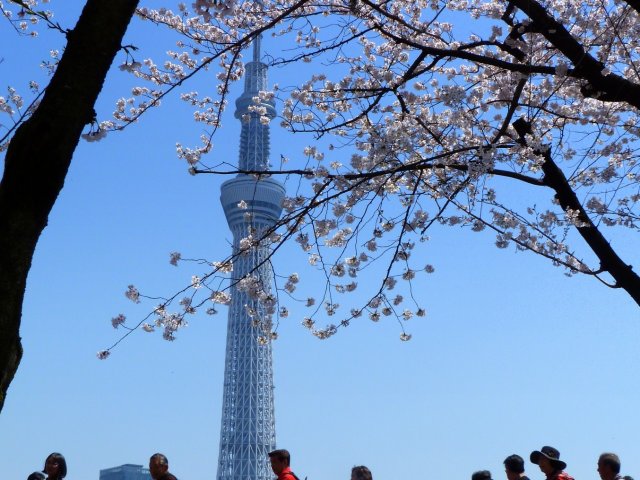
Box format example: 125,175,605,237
216,35,285,480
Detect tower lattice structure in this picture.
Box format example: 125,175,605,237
217,35,284,480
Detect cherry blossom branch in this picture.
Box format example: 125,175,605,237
107,0,313,132
0,88,46,146
623,0,640,16
193,147,545,187
511,0,640,108
491,77,528,144
7,0,67,35
513,118,640,304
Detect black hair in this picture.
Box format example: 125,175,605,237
44,453,67,480
472,471,493,480
352,466,372,480
599,453,621,474
28,472,46,480
150,453,169,466
268,449,291,466
504,455,525,474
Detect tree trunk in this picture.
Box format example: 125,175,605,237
0,0,139,413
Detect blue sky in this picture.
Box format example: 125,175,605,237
1,2,639,480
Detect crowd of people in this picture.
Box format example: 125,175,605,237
27,446,632,480
472,446,633,480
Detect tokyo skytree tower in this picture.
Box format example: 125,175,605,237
216,35,285,480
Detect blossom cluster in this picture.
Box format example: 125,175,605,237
90,0,640,357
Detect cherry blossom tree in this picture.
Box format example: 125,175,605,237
0,0,139,412
0,0,295,412
2,0,640,409
101,0,640,353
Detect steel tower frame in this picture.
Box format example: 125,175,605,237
216,35,285,480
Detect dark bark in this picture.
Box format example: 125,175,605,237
513,119,640,306
0,0,139,413
510,0,640,109
623,0,640,16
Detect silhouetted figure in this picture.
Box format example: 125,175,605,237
351,466,372,480
530,446,574,480
269,449,299,480
149,453,178,480
43,453,67,480
28,472,45,480
504,454,530,480
472,471,493,480
598,452,628,480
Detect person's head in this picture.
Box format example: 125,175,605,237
472,471,493,480
149,453,169,480
43,453,67,480
28,472,46,480
504,455,525,480
269,449,290,475
598,453,621,480
530,446,566,477
351,466,372,480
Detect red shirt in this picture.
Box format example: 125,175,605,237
551,472,574,480
278,467,298,480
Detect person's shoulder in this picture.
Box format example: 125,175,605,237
161,473,178,480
